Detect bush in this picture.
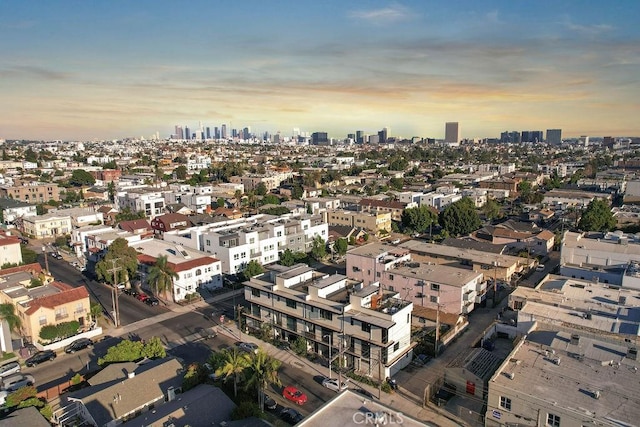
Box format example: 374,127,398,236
98,337,166,365
291,337,308,356
231,401,261,420
39,320,80,342
182,363,207,391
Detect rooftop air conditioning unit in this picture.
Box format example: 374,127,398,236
626,347,638,360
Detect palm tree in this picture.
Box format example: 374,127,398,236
245,349,281,411
89,302,103,324
146,255,178,301
215,348,250,397
0,303,22,336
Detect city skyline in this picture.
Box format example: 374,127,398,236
1,1,639,141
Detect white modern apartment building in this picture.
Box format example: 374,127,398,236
134,239,222,300
243,264,414,379
164,191,212,214
163,213,328,274
118,188,166,219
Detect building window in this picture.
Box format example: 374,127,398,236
547,413,560,427
39,316,47,326
499,396,512,411
431,283,440,291
361,322,371,332
286,299,297,309
393,342,399,351
430,295,438,303
389,274,394,280
252,289,260,298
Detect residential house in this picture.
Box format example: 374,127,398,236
96,206,118,226
117,188,166,219
150,213,192,237
0,231,22,266
118,219,152,236
134,238,222,300
244,264,414,379
358,198,411,222
0,198,37,227
326,210,392,236
54,207,104,228
20,212,72,238
543,189,611,209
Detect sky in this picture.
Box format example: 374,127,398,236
0,1,639,141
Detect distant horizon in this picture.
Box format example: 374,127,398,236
1,1,639,140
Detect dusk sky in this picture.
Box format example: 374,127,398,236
1,1,639,141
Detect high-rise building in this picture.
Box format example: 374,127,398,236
378,127,388,144
311,132,329,145
546,129,562,145
206,127,211,139
174,125,184,140
521,130,543,143
445,122,460,143
356,130,364,144
185,127,191,140
221,124,227,139
214,127,220,139
500,131,521,144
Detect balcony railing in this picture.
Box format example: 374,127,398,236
55,313,69,321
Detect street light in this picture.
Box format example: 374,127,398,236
324,334,332,380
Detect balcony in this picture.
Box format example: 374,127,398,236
304,331,317,340
55,313,69,321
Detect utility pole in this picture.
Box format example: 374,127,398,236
377,349,383,399
324,334,332,380
107,259,123,328
42,246,49,273
435,287,441,357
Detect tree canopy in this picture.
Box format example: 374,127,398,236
439,197,482,237
578,198,616,232
95,237,139,285
243,260,264,280
98,337,166,365
401,206,438,234
310,235,327,261
146,255,178,300
69,169,96,187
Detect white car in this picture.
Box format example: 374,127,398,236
536,264,545,271
0,362,20,379
322,378,348,392
1,373,35,392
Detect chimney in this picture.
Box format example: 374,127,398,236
570,334,580,346
127,371,135,379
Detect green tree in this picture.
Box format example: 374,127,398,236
482,199,503,221
107,181,116,202
102,160,117,169
389,177,404,191
279,249,296,267
439,197,482,237
578,199,616,232
217,197,226,208
36,204,48,215
245,349,281,411
141,336,166,359
261,206,290,215
310,236,327,261
243,260,264,280
95,238,139,286
146,255,178,301
215,348,250,397
69,169,96,186
255,182,268,196
90,302,103,323
401,206,438,234
24,148,38,163
98,339,145,365
20,246,38,264
174,165,188,180
291,336,308,356
0,303,22,335
262,194,280,205
334,238,348,256
115,207,146,222
182,362,208,391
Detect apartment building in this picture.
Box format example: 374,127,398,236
0,182,60,203
304,197,341,214
164,213,328,275
543,189,610,209
0,275,90,344
164,189,212,214
134,239,222,300
230,171,292,191
326,210,392,236
21,212,72,238
117,188,166,219
0,231,22,266
346,243,412,286
54,207,104,228
0,198,37,226
358,198,411,222
243,264,414,379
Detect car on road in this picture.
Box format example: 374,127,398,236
144,297,159,306
280,407,304,424
25,350,56,367
136,293,149,303
353,387,375,400
322,377,348,392
0,362,20,379
238,342,259,354
282,385,307,405
264,395,277,410
64,338,94,354
1,373,35,392
536,264,545,271
124,288,139,297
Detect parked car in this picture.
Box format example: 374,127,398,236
275,340,291,350
123,288,139,297
144,297,159,306
0,362,20,379
64,338,94,354
25,350,56,367
282,385,307,405
280,407,304,424
1,374,35,392
136,293,149,302
264,395,277,410
353,387,375,400
536,264,545,271
238,342,259,354
322,378,348,393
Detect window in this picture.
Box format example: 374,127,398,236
547,413,560,427
393,342,399,351
430,295,438,303
39,316,47,326
286,299,297,309
252,288,260,297
389,274,394,280
499,396,512,411
361,322,371,332
431,283,440,291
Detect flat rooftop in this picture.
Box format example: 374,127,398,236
347,243,410,258
399,240,523,267
298,389,432,427
492,330,640,425
393,263,482,287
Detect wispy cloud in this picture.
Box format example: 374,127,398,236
565,21,612,36
0,65,70,81
348,3,412,24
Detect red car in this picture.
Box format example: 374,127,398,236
136,293,149,302
282,386,307,405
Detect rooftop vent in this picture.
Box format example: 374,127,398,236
626,347,638,360
571,334,580,346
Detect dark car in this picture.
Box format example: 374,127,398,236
144,297,159,306
280,408,304,425
264,396,278,410
25,350,56,367
123,288,139,297
64,338,94,354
